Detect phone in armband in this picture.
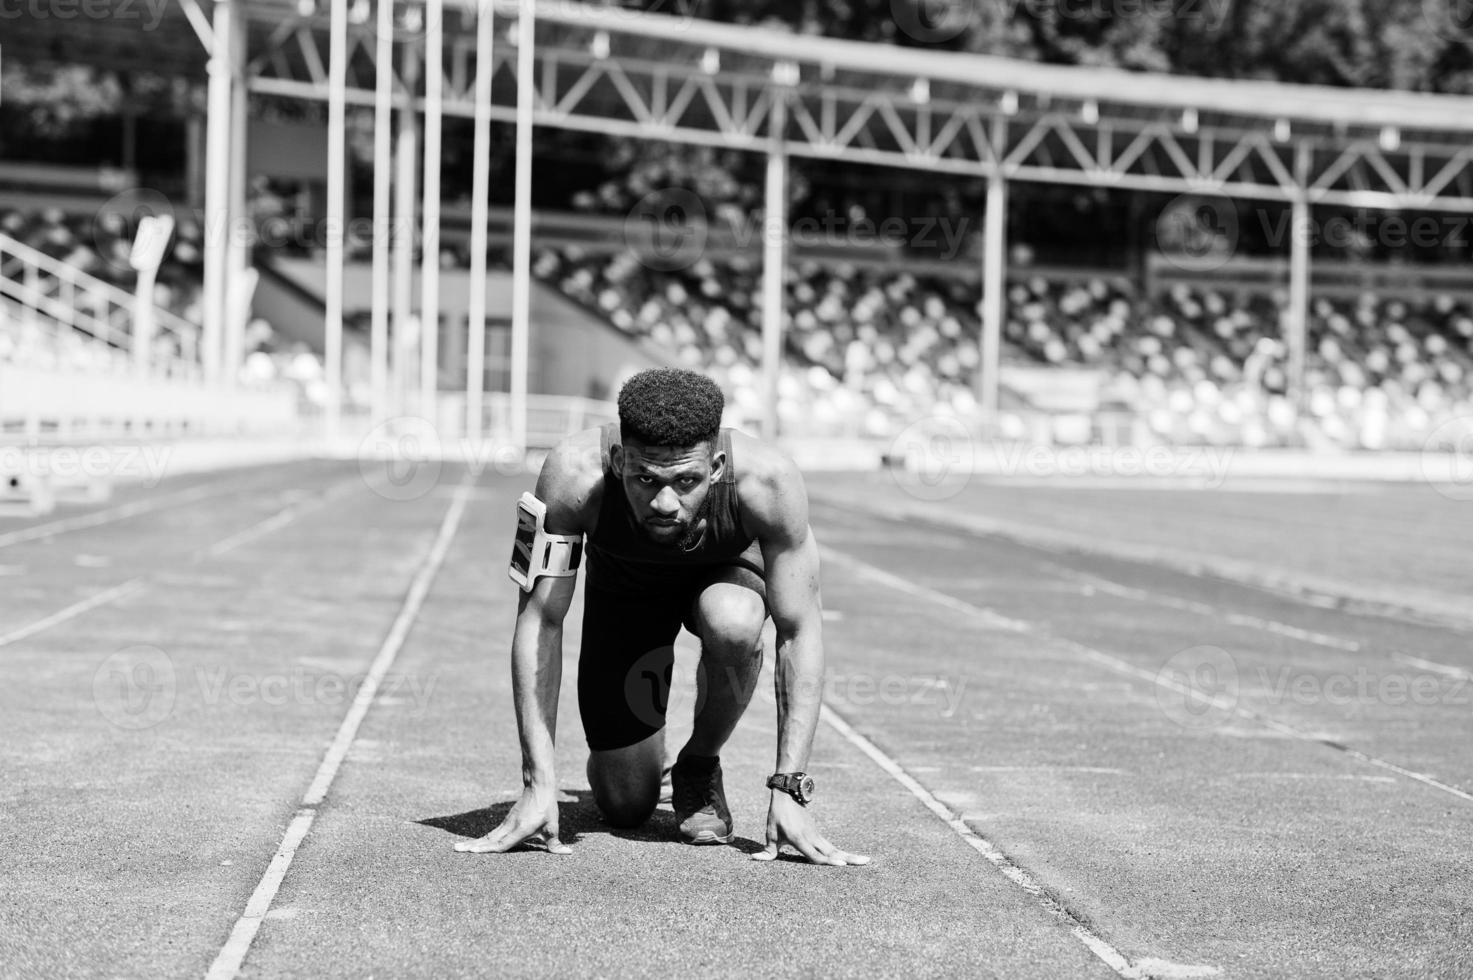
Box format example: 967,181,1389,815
508,492,583,592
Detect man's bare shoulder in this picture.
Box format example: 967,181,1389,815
730,428,808,539
535,427,606,533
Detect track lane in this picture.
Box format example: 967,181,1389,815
811,537,1473,979
233,477,1125,980
0,462,465,980
811,499,1473,793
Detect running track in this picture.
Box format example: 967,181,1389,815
1,460,1469,979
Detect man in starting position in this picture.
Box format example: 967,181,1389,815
456,367,867,866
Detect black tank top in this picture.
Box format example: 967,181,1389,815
585,423,758,591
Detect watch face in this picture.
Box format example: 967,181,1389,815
799,776,815,800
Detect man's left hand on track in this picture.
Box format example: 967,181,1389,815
751,793,870,867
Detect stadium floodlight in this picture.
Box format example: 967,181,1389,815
1000,90,1018,116
701,47,720,75
1379,126,1400,152
1274,118,1291,143
1182,108,1199,134
129,216,174,275
590,30,610,60
909,78,930,105
129,215,174,379
1081,99,1099,124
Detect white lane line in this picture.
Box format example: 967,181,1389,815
0,480,361,652
970,766,1128,775
1064,643,1473,804
821,544,1473,808
820,497,1416,660
1025,566,1473,716
1391,652,1473,682
812,494,1473,633
1063,570,1363,652
1225,773,1397,783
0,579,148,649
818,704,1148,980
204,480,473,980
200,480,359,559
0,472,283,550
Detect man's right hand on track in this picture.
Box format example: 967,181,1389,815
454,784,572,855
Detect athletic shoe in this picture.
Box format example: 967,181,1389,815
670,754,734,845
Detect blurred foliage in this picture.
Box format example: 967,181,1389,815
621,0,1473,93
0,62,203,138
0,64,125,137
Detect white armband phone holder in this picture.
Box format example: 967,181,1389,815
508,492,583,592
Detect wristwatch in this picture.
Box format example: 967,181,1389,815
767,772,816,806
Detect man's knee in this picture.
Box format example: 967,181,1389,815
697,589,766,661
587,745,661,828
590,778,659,828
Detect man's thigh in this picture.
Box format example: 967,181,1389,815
576,584,688,751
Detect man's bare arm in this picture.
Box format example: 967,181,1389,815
759,472,825,776
743,445,869,867
457,432,599,855
510,569,576,791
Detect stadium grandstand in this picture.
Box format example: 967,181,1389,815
11,5,1473,980
5,0,1473,506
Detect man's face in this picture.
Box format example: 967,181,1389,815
614,436,724,549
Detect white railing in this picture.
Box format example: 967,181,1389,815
0,231,200,380
1146,253,1473,300
484,392,617,447
0,363,298,443
0,161,138,194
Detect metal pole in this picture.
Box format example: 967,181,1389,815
760,94,788,443
129,214,173,380
369,0,395,426
225,8,249,389
392,47,421,419
201,0,234,386
1287,196,1310,409
185,114,205,210
979,117,1008,421
420,0,444,427
509,0,536,452
1286,141,1313,413
979,173,1006,420
466,0,495,442
325,0,348,441
133,269,158,379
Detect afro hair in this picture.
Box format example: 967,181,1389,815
617,368,725,448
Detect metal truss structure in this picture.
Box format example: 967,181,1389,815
176,0,1473,439
245,2,1473,213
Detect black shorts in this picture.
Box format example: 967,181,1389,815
577,559,766,752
